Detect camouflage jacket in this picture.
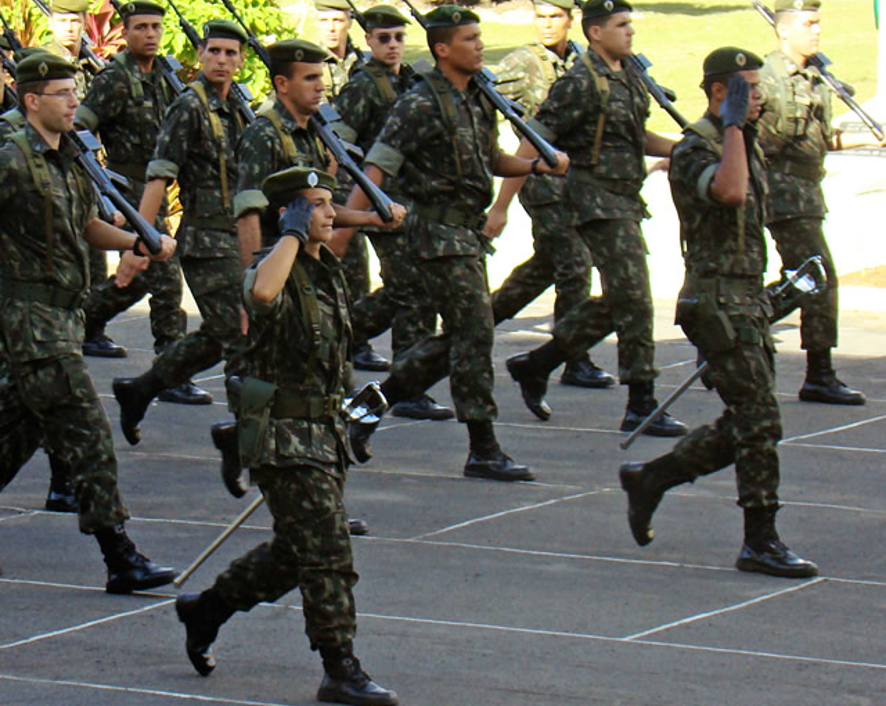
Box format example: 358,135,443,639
493,41,578,207
0,107,25,144
147,73,244,258
530,47,650,221
0,123,97,362
43,39,91,99
322,50,359,102
233,96,330,222
757,50,830,221
670,113,769,280
242,245,352,474
76,50,175,178
366,67,500,259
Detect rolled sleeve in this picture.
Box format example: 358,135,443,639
696,162,719,203
146,158,178,181
75,104,99,132
365,141,404,178
234,189,269,220
243,267,282,317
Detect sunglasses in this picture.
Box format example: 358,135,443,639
375,32,405,44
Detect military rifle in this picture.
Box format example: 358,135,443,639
164,0,256,123
339,0,370,65
401,0,558,166
0,9,21,100
70,129,165,254
217,4,395,221
752,0,884,141
106,0,185,95
30,0,106,74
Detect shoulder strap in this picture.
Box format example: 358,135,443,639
111,53,144,103
190,80,232,211
579,52,610,166
291,259,322,376
357,62,398,106
416,72,462,178
256,103,299,163
528,44,556,87
10,131,55,278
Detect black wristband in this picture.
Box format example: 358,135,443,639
530,157,541,176
282,230,309,245
133,238,146,256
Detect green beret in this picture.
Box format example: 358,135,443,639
201,19,248,44
703,46,764,76
268,38,328,64
774,0,820,11
314,0,351,11
533,0,576,11
364,5,410,29
15,52,77,84
13,46,51,63
581,0,632,21
262,167,338,207
424,4,480,29
117,1,165,21
50,0,88,13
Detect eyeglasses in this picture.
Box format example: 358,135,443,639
375,32,405,44
35,88,78,100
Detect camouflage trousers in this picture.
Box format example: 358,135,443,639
212,465,358,650
0,353,129,533
552,219,656,383
351,229,436,361
673,303,781,510
491,200,592,325
341,231,371,304
89,250,108,287
768,217,838,351
84,256,187,354
151,255,245,388
387,254,497,422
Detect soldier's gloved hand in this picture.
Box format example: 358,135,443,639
720,74,750,129
278,197,314,244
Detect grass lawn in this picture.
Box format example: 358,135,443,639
400,0,880,132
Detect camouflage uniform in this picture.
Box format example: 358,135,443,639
528,47,656,383
76,49,187,354
143,73,246,387
322,50,359,103
210,246,358,650
490,42,592,327
365,68,499,421
335,58,435,359
757,50,837,351
668,113,780,510
0,124,129,534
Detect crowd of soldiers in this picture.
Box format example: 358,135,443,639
0,0,879,703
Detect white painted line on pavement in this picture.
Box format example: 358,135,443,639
0,675,291,706
410,490,607,540
623,578,826,640
0,599,172,650
781,413,886,443
781,441,886,454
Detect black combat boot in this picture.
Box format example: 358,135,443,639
735,507,819,578
619,453,691,546
82,333,127,358
318,644,399,706
390,394,455,420
175,589,236,676
464,421,534,482
506,341,565,421
44,455,78,513
620,382,688,437
799,349,865,406
112,370,164,445
95,524,177,594
560,354,616,389
210,422,248,498
353,342,390,372
158,380,214,405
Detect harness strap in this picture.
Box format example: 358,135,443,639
11,132,55,279
579,52,610,166
190,81,233,212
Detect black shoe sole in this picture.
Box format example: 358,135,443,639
389,406,455,421
106,568,177,595
44,495,78,513
157,389,214,405
464,465,535,482
559,374,616,389
735,556,819,579
798,390,866,406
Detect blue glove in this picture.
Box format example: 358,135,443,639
278,197,314,244
720,74,750,129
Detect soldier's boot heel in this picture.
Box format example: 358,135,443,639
318,645,399,706
736,507,819,578
45,455,78,513
210,422,247,498
176,589,236,676
113,376,157,446
95,524,177,594
619,454,689,546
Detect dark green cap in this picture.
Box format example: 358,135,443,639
703,46,763,76
268,38,328,64
262,166,338,207
117,1,165,21
424,4,480,28
15,52,77,84
50,0,88,12
581,0,631,21
201,19,248,44
13,46,52,63
314,0,351,11
364,5,410,29
534,0,576,10
774,0,820,11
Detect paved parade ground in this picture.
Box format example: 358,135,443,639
2,292,885,706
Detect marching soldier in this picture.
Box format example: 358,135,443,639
485,0,614,390
175,166,398,706
0,52,178,593
112,20,250,445
619,47,818,578
505,0,687,437
341,5,569,481
334,4,454,420
757,0,868,405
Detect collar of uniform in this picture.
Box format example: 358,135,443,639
44,38,76,61
118,49,159,81
430,66,480,98
271,96,312,135
702,109,724,132
585,46,622,79
297,243,342,274
196,71,236,113
365,56,397,76
24,120,79,161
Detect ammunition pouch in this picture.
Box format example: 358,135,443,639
676,290,737,356
237,376,277,469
